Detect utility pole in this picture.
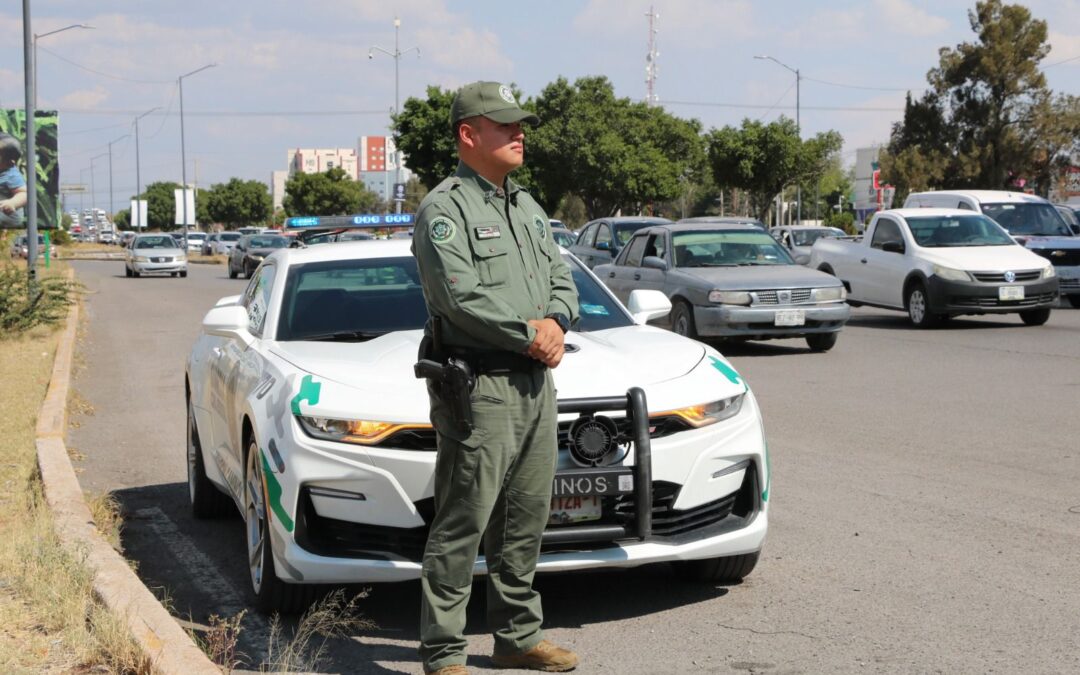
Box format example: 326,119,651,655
107,134,128,221
133,107,159,230
178,63,215,246
22,0,38,283
370,17,419,214
755,55,802,224
645,7,659,105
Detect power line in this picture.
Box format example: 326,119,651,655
37,45,174,84
1044,53,1080,68
660,99,904,113
801,75,925,92
756,81,796,121
62,122,129,136
56,108,389,117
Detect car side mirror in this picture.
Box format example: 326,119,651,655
201,304,252,345
595,241,611,251
881,241,905,254
627,289,672,325
215,294,242,307
794,253,811,265
1071,225,1080,236
641,255,668,271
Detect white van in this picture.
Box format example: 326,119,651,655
903,190,1080,307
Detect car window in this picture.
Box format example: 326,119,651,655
249,236,288,248
595,224,612,249
957,201,974,211
577,224,595,248
134,236,175,249
870,219,903,250
906,215,1014,247
551,230,576,248
244,263,276,336
981,202,1072,236
644,233,667,261
671,230,795,266
791,228,842,247
220,233,241,242
622,235,648,267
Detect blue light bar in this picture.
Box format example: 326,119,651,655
285,213,414,230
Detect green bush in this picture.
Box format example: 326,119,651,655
0,266,80,337
50,229,71,246
824,211,857,235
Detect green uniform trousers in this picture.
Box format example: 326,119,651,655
419,366,557,671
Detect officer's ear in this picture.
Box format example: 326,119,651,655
457,117,482,149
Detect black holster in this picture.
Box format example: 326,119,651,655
414,321,475,435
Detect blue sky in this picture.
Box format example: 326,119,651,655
2,0,1078,210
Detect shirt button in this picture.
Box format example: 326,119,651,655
537,304,543,310
489,247,495,252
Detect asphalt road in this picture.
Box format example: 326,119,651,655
70,259,1080,674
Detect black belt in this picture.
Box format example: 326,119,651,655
447,348,544,374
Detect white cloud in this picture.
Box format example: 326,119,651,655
872,0,949,37
573,0,756,42
1047,30,1080,66
57,85,109,109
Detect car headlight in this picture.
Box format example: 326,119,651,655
1042,265,1056,279
932,264,972,282
250,254,264,260
297,415,432,445
708,290,751,305
134,255,149,262
657,393,745,428
176,254,187,262
814,286,846,301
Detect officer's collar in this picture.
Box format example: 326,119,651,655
455,161,523,204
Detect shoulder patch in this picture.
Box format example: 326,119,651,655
533,214,548,240
430,216,456,244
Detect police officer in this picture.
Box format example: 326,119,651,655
411,81,580,674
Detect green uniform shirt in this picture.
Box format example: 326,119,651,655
412,162,579,352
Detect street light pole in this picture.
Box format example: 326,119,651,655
178,64,215,247
755,55,802,224
90,153,107,224
133,107,160,231
370,17,419,214
107,134,129,222
33,23,94,109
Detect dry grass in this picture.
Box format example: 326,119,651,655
86,492,124,553
189,253,226,265
261,589,375,672
0,270,150,673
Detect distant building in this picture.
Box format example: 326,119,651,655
272,139,412,211
287,148,358,179
271,170,287,211
854,146,889,224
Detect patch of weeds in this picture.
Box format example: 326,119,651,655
263,588,375,672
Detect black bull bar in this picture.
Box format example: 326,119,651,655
542,387,652,547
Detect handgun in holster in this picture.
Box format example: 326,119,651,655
413,317,475,435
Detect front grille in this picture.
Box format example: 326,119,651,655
753,288,812,305
950,292,1056,308
1029,249,1080,267
151,256,172,263
971,270,1041,282
1060,278,1080,291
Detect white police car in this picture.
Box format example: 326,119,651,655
186,236,770,612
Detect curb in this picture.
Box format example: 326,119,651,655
35,277,221,674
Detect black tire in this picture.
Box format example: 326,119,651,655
125,266,132,278
806,332,838,352
180,270,187,278
1020,307,1051,326
670,301,699,340
243,262,253,279
905,283,940,328
132,270,141,278
1067,296,1080,309
244,438,318,614
188,400,232,518
228,264,238,279
171,272,178,277
673,551,760,583
817,264,835,276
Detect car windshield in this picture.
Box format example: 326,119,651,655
552,230,576,247
1056,207,1079,227
907,215,1015,247
338,232,373,241
187,233,206,240
791,228,843,247
134,236,176,249
614,222,654,246
277,254,630,341
249,236,288,248
672,230,795,266
980,203,1072,236
220,233,241,242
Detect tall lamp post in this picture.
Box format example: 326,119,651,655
89,153,107,225
178,64,216,247
369,17,419,214
133,107,160,231
107,134,129,222
33,23,94,108
754,54,801,224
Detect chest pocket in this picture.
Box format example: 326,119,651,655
472,231,512,288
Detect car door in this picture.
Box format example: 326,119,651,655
603,233,649,302
635,231,669,296
862,216,910,307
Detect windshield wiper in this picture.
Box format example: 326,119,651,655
299,330,385,342
696,262,738,267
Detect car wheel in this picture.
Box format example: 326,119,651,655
673,551,760,583
244,263,253,279
132,270,141,278
905,283,940,328
228,264,238,279
671,301,699,339
171,272,178,277
806,332,838,352
188,399,232,518
125,266,132,278
1066,296,1080,309
1019,307,1051,326
244,438,317,614
180,270,188,278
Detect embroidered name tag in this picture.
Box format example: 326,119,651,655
475,225,501,240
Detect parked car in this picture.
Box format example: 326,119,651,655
595,222,850,351
210,231,241,255
770,225,847,262
201,233,220,256
905,190,1080,307
8,233,54,259
335,231,374,242
228,233,290,279
237,227,261,236
119,231,137,248
551,226,577,248
186,238,769,611
810,208,1058,326
1054,203,1080,236
185,231,208,253
570,217,672,268
124,233,188,278
678,216,768,231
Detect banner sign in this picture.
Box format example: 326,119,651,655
130,199,148,230
1,109,60,229
174,188,196,225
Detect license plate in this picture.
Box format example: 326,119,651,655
774,309,806,326
999,286,1024,301
551,468,633,498
549,495,601,525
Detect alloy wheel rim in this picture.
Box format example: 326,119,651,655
245,444,266,592
675,313,688,335
910,291,926,323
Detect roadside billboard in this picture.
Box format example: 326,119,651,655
0,109,60,230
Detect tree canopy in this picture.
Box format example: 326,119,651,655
393,86,459,190
128,181,209,231
282,167,381,216
205,178,272,229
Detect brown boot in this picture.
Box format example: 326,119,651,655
491,639,579,672
424,665,469,675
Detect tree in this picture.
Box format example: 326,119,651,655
401,176,429,214
127,182,210,231
393,86,459,190
706,116,842,221
205,178,272,229
1027,93,1080,195
282,167,380,216
113,208,129,230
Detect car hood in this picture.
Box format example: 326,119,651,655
679,264,840,289
917,245,1052,271
1019,236,1080,250
268,326,740,422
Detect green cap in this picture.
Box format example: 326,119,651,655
450,81,540,127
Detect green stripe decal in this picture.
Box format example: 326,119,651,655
261,451,294,532
290,374,321,415
709,356,748,392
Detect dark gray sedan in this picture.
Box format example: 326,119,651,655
228,234,290,279
594,223,850,351
569,216,672,268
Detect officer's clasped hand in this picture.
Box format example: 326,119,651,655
526,318,564,368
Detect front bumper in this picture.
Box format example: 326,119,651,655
259,390,770,584
694,302,850,338
926,276,1059,314
1048,265,1080,297
130,259,188,274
